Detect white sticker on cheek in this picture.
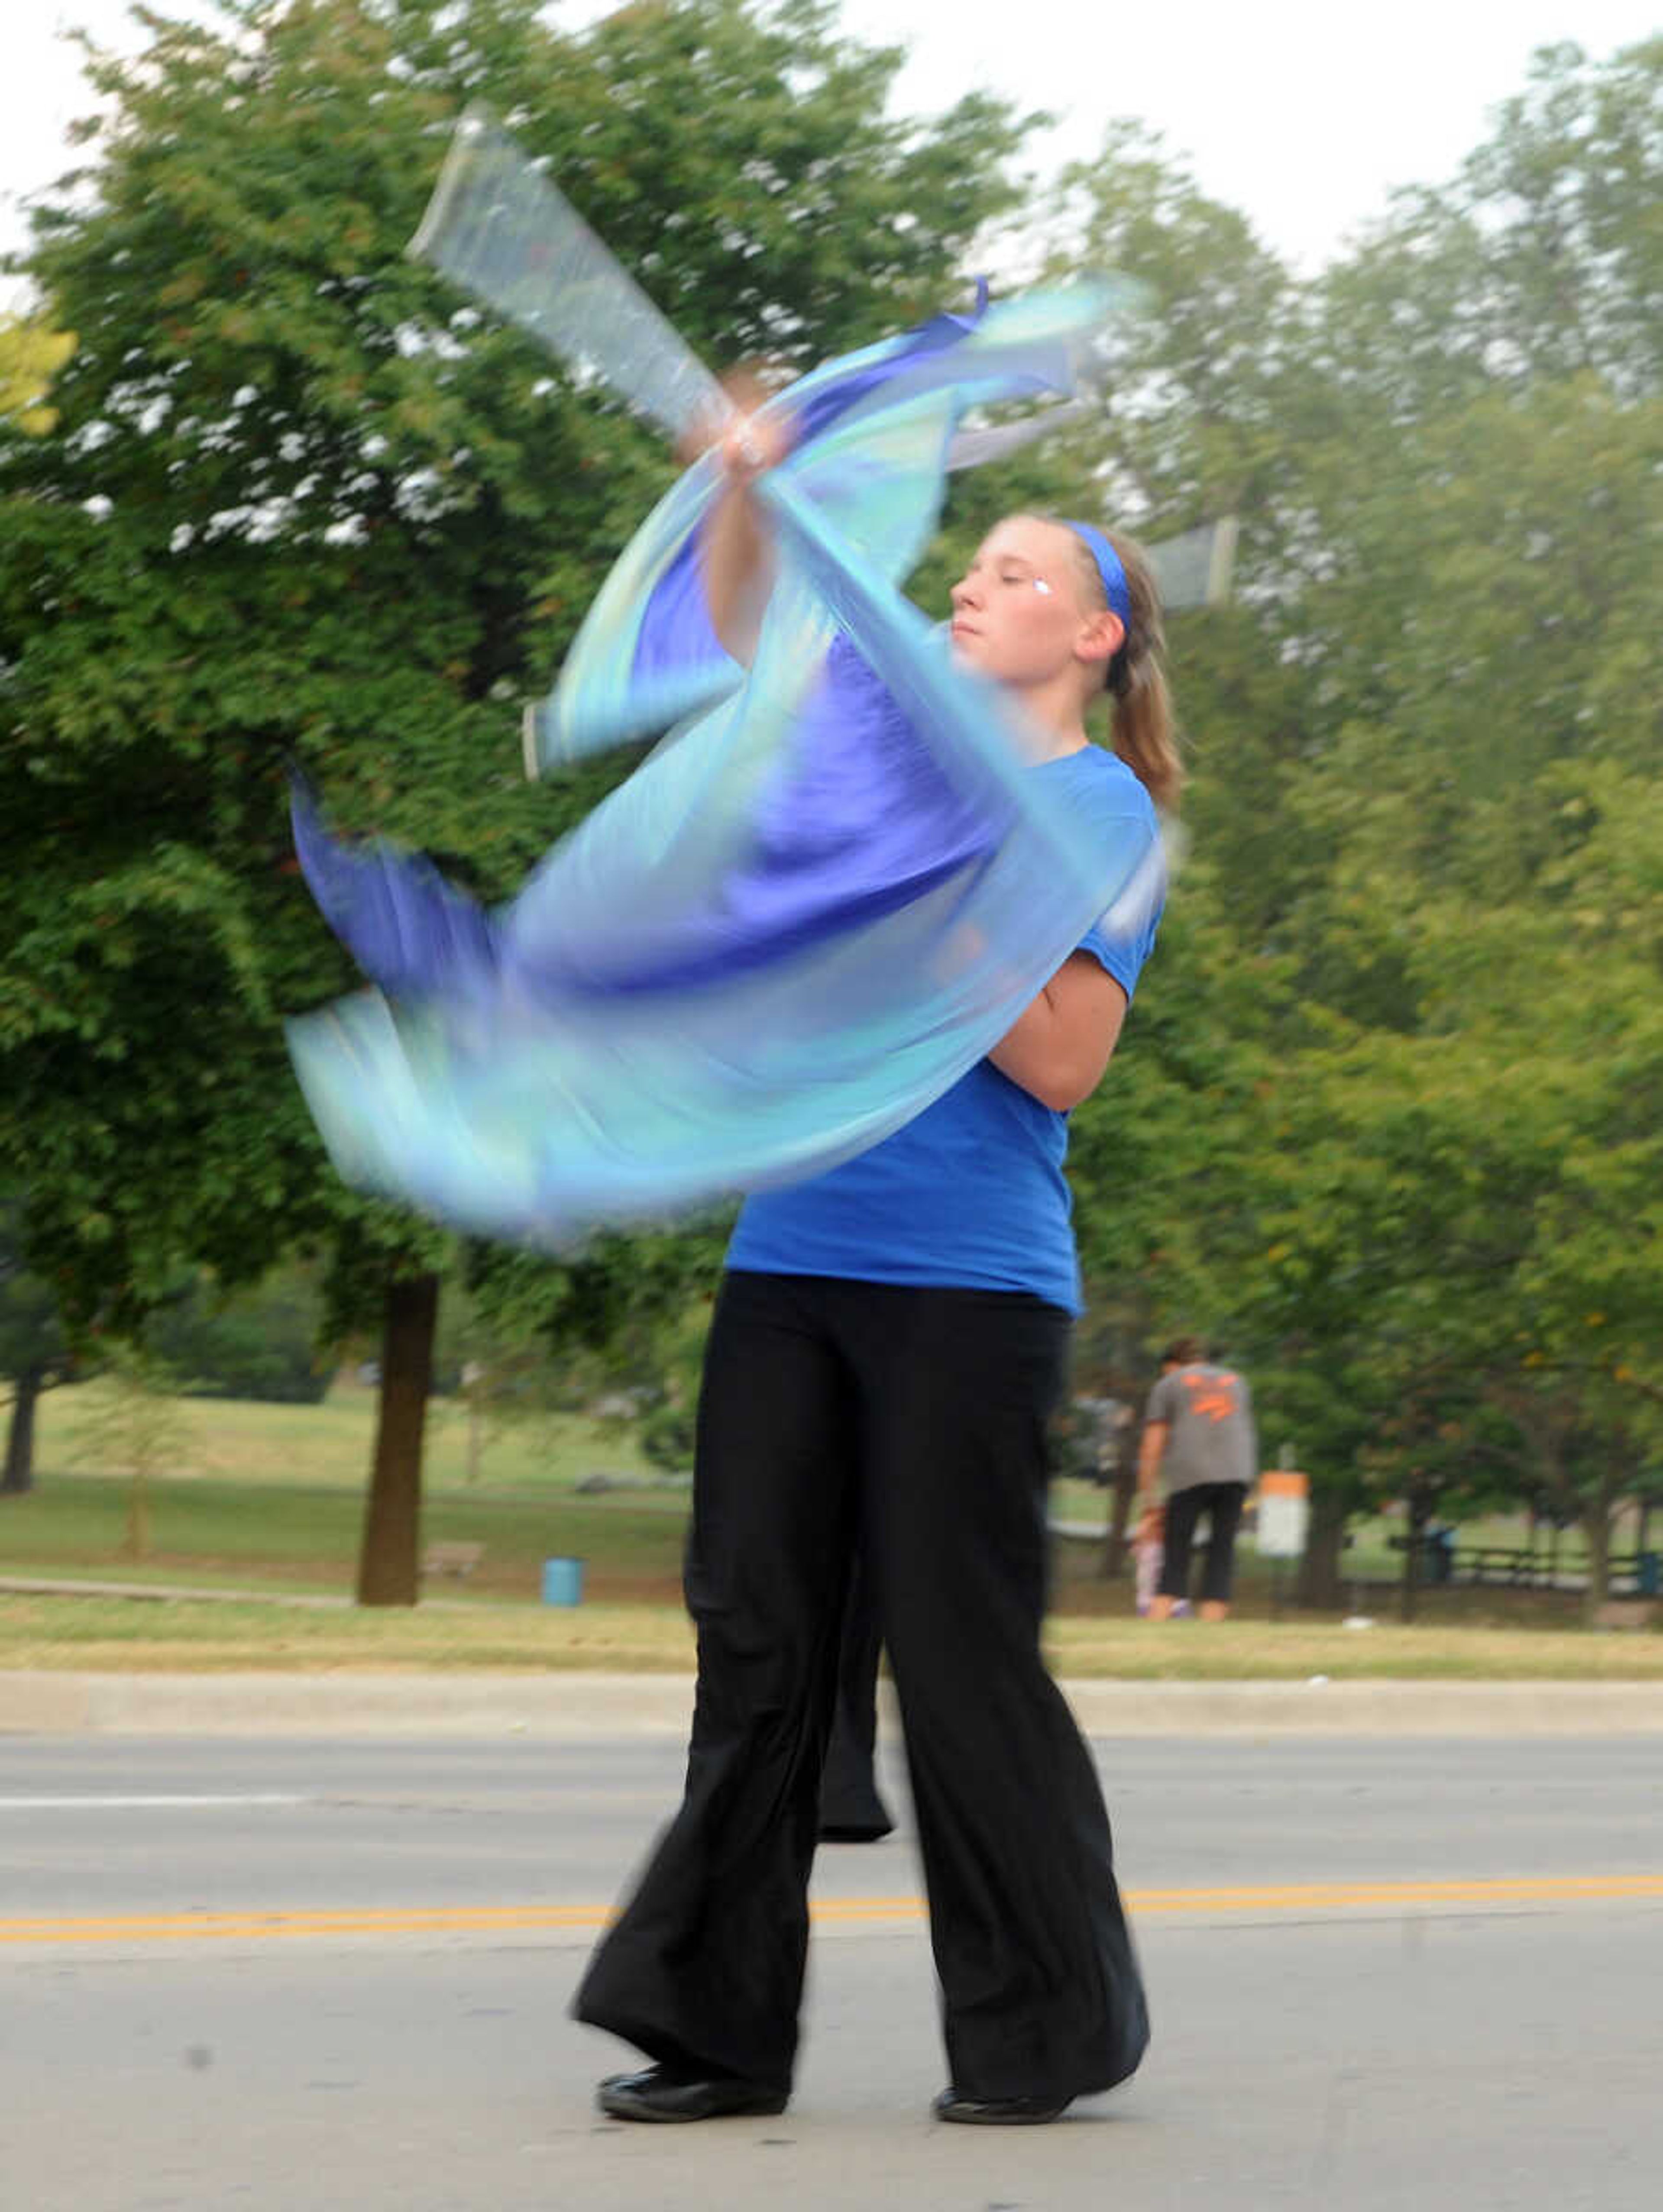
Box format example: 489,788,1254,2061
1032,578,1053,595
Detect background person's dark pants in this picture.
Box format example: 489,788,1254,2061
1157,1479,1248,1604
573,1269,1149,2103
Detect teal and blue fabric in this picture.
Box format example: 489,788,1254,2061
286,284,1165,1248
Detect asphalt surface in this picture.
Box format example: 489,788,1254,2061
4,1732,1663,2211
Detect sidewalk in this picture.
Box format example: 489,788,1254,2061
2,1668,1660,1739
0,1574,353,1609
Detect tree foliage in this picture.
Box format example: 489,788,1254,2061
0,0,1033,1594
0,316,76,436
1053,40,1663,1600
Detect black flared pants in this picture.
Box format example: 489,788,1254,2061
572,1269,1149,2102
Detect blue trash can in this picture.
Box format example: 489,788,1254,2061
541,1556,584,1607
1636,1551,1660,1598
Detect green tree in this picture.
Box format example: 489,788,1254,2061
142,1260,332,1402
1049,45,1663,1602
0,316,75,436
1046,120,1298,526
0,0,1032,1601
78,1344,192,1562
1312,39,1663,413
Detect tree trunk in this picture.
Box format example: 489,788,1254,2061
1295,1490,1348,1610
1399,1487,1430,1625
1,1364,43,1495
463,1366,485,1487
356,1273,440,1608
123,1470,151,1562
1580,1484,1615,1624
1100,1458,1138,1578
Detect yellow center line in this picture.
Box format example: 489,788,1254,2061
3,1875,1662,1946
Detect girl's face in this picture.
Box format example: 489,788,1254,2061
948,517,1120,693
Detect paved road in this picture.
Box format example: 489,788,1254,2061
5,1734,1662,2211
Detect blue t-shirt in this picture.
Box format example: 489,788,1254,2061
725,742,1163,1314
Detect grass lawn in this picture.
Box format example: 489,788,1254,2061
0,1593,697,1672
29,1375,659,1495
3,1593,1660,1680
3,1383,1658,1677
0,1472,690,1600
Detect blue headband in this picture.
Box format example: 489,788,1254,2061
1064,521,1132,636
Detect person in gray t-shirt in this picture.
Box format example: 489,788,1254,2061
1136,1337,1256,1621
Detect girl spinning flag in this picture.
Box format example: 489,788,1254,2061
291,112,1188,2125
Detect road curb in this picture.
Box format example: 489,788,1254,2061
1,1671,1660,1738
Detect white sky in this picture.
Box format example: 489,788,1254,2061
3,0,1658,293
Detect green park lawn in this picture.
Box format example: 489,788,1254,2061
4,1590,1662,1681
29,1372,666,1497
1,1380,1657,1678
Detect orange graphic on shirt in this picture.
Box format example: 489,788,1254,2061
1182,1370,1240,1424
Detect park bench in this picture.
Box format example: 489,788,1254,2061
1389,1535,1557,1588
422,1540,485,1580
1592,1599,1657,1632
1387,1536,1658,1595
1452,1545,1552,1587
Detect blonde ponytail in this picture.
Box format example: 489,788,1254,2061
1052,521,1185,811
1102,530,1183,811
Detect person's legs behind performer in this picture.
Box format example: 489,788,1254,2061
819,1557,894,1842
1197,1479,1248,1622
1149,1480,1205,1622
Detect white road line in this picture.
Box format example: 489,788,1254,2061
0,1794,309,1811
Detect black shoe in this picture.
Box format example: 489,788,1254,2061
933,2086,1072,2125
597,2064,788,2123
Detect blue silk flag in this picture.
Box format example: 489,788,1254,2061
287,226,1164,1247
